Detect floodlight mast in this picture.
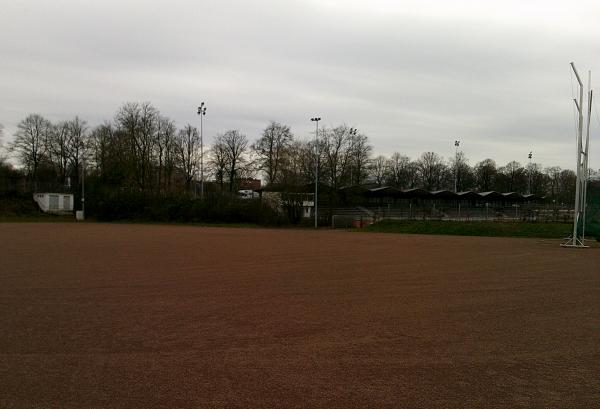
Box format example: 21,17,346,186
81,155,85,219
349,128,357,185
311,117,321,228
528,151,533,195
197,103,206,200
454,140,460,193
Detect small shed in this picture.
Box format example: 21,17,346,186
33,193,74,214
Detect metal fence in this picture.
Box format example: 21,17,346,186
330,203,576,228
367,203,573,222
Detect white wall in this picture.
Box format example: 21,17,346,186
33,193,74,213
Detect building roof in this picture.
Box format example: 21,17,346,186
430,190,458,199
478,191,505,201
401,188,433,198
502,192,524,201
457,191,481,200
366,186,404,198
260,184,540,202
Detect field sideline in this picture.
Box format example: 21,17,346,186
1,223,599,408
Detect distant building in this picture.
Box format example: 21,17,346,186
33,193,73,214
238,189,260,199
238,178,261,190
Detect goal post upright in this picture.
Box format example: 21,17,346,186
562,62,592,248
582,72,593,240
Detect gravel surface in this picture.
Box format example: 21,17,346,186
1,223,599,408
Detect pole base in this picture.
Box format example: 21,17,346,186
560,236,589,248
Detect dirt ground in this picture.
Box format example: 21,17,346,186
0,223,598,409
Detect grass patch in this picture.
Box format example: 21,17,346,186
363,219,575,239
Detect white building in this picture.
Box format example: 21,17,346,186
238,189,260,199
33,193,74,214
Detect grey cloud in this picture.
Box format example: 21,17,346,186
1,0,599,169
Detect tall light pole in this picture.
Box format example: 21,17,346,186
81,155,85,220
454,140,460,192
311,117,321,228
197,103,206,200
349,127,357,185
528,151,533,194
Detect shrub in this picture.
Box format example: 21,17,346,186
85,189,287,226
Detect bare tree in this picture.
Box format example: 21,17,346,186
253,121,293,185
348,132,372,185
526,162,546,195
115,102,159,191
209,137,228,189
47,121,71,187
417,152,446,190
90,122,116,180
279,139,314,186
321,125,354,189
545,166,561,203
497,161,526,193
0,124,5,163
10,114,52,189
154,116,176,193
449,151,472,192
558,169,576,205
386,153,417,189
474,159,497,191
0,123,4,157
219,130,249,192
66,117,89,193
175,124,201,193
370,155,388,186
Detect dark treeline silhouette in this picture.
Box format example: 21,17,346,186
0,102,593,221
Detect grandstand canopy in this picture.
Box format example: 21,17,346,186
366,186,404,198
401,188,433,199
502,192,524,202
457,191,481,201
431,190,458,200
478,191,505,201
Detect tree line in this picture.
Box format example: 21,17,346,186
0,102,590,207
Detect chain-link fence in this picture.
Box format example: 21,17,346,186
329,202,578,231
334,203,573,222
584,181,600,240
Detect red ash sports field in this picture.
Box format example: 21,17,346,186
1,223,599,408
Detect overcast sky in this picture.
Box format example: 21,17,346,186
1,0,599,169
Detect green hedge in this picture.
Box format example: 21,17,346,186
86,189,287,226
0,191,41,216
